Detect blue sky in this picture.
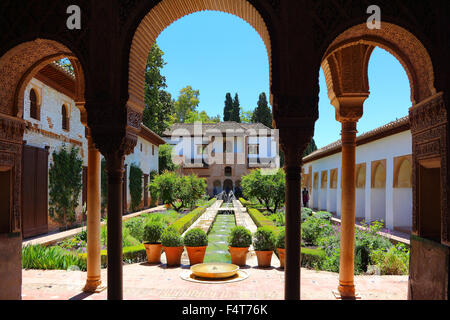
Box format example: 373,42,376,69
156,11,411,149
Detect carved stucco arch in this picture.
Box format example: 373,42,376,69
0,39,85,119
128,0,272,112
321,22,436,106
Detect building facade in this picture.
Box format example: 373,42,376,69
303,116,412,232
162,121,278,197
21,62,164,238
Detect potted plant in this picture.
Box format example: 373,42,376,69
253,226,276,268
227,226,252,266
183,228,208,265
161,228,184,266
275,227,285,268
142,221,164,264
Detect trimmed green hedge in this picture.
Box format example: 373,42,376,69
79,244,147,267
301,247,326,268
239,197,251,206
170,198,216,234
247,208,280,235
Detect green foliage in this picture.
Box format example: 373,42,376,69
158,144,178,174
313,211,332,221
227,226,252,248
230,93,241,122
169,198,216,234
48,145,83,228
174,85,200,122
161,228,183,247
22,244,86,271
275,227,285,249
143,221,165,243
241,168,285,213
253,226,276,251
149,171,206,211
100,224,140,248
129,163,143,212
223,92,233,121
183,228,208,247
142,43,175,135
100,158,108,215
301,247,326,269
251,92,272,128
303,138,318,157
301,207,314,222
247,208,279,235
301,216,333,245
240,109,254,123
369,243,410,275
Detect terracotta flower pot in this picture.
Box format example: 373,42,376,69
228,246,249,266
144,243,162,264
163,246,184,266
255,250,273,268
186,246,207,265
277,248,285,269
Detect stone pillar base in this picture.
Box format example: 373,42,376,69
333,289,360,300
83,279,106,293
337,282,356,299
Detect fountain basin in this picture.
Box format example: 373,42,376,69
190,263,239,279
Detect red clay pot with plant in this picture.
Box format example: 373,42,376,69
253,226,276,268
183,228,209,265
161,228,184,266
143,222,164,264
227,226,252,266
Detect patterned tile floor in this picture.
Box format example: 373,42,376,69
21,256,408,300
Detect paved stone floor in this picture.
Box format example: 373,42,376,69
21,258,408,300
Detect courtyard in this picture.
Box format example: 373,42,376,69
21,256,408,301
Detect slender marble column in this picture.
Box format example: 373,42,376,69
83,136,102,292
105,152,125,300
338,120,358,298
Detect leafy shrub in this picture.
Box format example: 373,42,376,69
247,208,280,235
301,207,313,222
148,171,207,211
313,211,332,220
183,228,208,247
129,163,143,212
48,145,83,228
22,244,86,271
369,243,409,275
79,244,147,267
228,226,252,248
302,216,332,245
143,221,164,243
275,227,285,249
124,217,146,242
301,247,326,269
100,224,140,247
170,198,216,234
253,226,276,251
161,229,183,247
241,168,285,213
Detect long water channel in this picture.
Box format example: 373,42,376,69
203,203,236,263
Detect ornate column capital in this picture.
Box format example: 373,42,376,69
86,100,140,157
333,94,368,123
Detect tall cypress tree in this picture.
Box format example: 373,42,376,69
230,93,241,122
223,92,233,121
251,92,272,128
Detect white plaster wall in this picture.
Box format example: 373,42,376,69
319,188,327,210
355,188,365,219
328,189,337,213
304,130,412,230
370,189,386,222
393,188,412,227
124,136,159,209
23,78,88,220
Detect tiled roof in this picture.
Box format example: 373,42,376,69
303,116,410,163
162,121,272,136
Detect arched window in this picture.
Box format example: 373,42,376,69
29,89,39,120
61,104,70,131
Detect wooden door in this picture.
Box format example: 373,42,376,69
22,145,49,238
